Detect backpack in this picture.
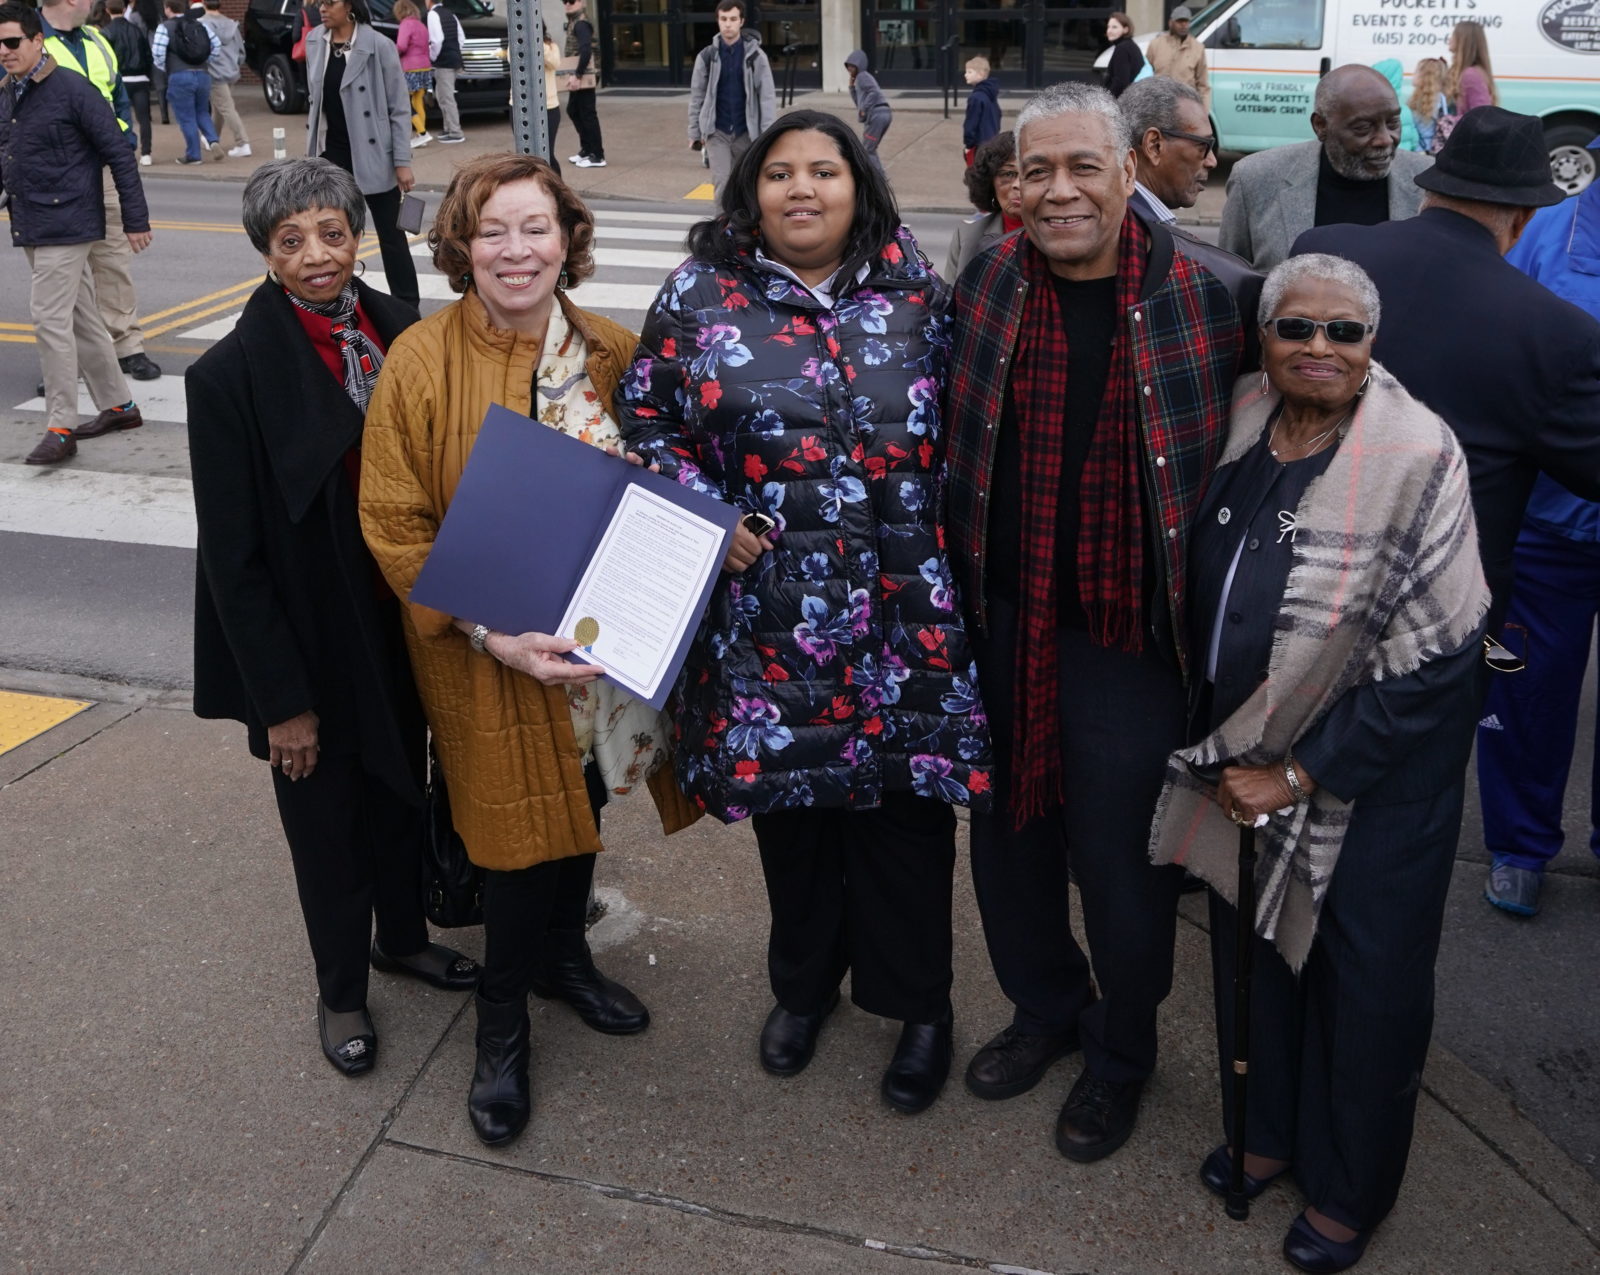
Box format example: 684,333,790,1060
169,13,212,67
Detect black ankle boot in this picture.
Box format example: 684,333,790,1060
881,1015,953,1114
528,929,649,1035
468,993,530,1147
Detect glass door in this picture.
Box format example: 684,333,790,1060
602,0,681,85
862,0,1115,89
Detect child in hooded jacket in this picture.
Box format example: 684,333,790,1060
845,50,891,175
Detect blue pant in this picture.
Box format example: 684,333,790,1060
166,67,218,161
1476,520,1600,871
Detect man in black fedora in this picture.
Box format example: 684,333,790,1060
1295,106,1600,635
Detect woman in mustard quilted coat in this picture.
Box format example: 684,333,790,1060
360,153,697,1150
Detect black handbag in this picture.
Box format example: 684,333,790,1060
423,742,485,928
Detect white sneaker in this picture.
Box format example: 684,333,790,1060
139,153,152,166
227,143,252,158
414,132,433,147
573,155,607,168
568,153,585,164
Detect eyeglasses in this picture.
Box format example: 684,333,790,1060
0,35,31,48
996,167,1019,184
1268,316,1373,345
1161,128,1218,156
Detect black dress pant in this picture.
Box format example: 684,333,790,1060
362,185,421,312
477,765,607,1005
1209,780,1465,1231
271,752,429,1013
566,88,603,160
127,83,153,157
968,597,1186,1085
546,106,562,174
751,791,957,1024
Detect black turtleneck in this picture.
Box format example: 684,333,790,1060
1313,148,1391,230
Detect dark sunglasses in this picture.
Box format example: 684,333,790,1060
1268,316,1373,345
1161,128,1218,156
0,35,32,48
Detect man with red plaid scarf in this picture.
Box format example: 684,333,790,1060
943,80,1261,1162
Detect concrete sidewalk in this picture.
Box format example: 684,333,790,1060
136,85,1230,222
1,693,1596,1273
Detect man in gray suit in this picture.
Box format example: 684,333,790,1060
1219,64,1432,271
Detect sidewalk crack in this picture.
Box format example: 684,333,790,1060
283,994,477,1274
381,1138,1075,1275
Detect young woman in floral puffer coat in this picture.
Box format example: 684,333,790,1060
620,110,992,1116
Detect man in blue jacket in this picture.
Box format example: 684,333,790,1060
0,1,152,465
1476,138,1600,918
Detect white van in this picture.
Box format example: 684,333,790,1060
1099,0,1600,192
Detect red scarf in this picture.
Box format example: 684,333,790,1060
1008,213,1149,825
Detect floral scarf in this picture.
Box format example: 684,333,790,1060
537,311,672,794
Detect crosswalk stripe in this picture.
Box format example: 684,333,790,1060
0,463,196,549
17,376,190,423
594,210,703,227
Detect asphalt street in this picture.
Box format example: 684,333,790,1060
2,178,1596,1191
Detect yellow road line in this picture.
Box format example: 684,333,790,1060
684,183,716,201
4,239,400,346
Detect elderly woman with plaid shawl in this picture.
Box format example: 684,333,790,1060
1151,253,1489,1274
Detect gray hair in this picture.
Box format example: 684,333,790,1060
1119,76,1204,146
1015,80,1133,155
1260,253,1382,332
241,158,368,254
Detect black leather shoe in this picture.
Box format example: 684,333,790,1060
1054,1067,1144,1163
468,993,530,1147
317,998,375,1077
759,989,840,1077
371,940,480,991
965,1023,1079,1100
528,929,649,1035
1199,1144,1289,1202
882,1016,953,1114
118,352,162,380
1283,1211,1372,1273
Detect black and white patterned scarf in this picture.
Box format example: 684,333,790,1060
286,282,385,411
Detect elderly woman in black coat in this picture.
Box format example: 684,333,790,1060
186,158,477,1078
1150,254,1488,1273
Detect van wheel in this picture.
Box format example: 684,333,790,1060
1546,124,1597,196
262,54,306,115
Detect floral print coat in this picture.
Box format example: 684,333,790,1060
618,227,993,823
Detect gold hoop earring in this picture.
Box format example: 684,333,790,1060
267,267,281,286
1357,372,1371,395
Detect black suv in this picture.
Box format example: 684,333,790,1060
243,0,511,116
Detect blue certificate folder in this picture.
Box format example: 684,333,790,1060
409,404,740,710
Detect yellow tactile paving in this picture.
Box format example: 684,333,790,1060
0,691,92,757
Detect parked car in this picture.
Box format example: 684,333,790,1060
244,0,511,117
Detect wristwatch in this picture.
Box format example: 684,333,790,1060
469,623,491,654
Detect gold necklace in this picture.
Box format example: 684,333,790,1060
1269,406,1353,460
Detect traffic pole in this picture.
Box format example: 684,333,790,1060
506,0,549,161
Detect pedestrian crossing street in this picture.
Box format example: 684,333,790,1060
2,209,703,551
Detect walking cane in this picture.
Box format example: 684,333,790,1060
1224,811,1258,1222
1187,760,1258,1222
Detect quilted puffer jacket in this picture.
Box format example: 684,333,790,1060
618,226,993,823
360,289,700,871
